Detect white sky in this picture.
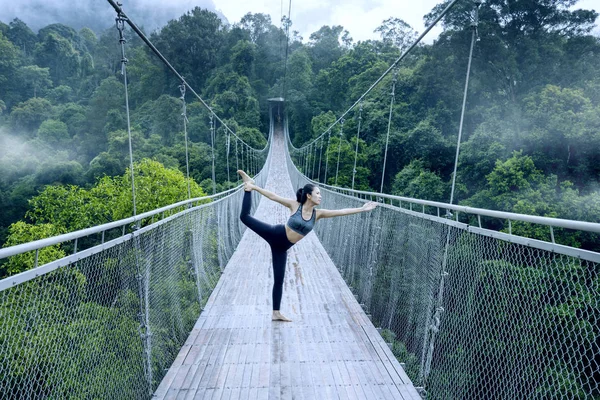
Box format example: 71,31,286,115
214,0,599,43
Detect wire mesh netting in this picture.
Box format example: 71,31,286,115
288,134,600,400
0,170,269,399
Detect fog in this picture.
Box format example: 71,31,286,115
0,0,224,34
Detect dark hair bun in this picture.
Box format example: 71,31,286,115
296,188,303,203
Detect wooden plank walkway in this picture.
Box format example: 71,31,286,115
153,127,421,399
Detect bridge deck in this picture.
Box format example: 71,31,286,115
153,128,420,399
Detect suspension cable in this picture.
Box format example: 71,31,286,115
235,138,239,175
226,131,231,184
352,102,363,190
290,0,461,151
311,142,317,179
380,69,397,193
424,1,481,385
449,3,479,206
335,119,345,186
317,136,324,182
115,13,137,217
179,83,192,200
324,129,332,184
105,0,266,153
281,0,293,99
210,114,216,195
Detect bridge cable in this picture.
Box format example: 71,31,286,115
312,142,317,180
323,129,332,184
291,0,460,151
210,114,216,195
380,68,398,193
115,10,153,393
226,131,231,184
335,119,345,186
179,83,192,200
281,0,293,99
352,102,363,190
424,0,481,384
106,0,265,152
115,13,137,217
235,138,239,174
317,136,324,182
449,3,479,206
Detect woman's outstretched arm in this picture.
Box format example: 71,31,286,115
317,201,377,220
250,184,296,211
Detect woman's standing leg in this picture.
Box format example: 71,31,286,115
271,248,286,310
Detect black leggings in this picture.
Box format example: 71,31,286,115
240,191,295,310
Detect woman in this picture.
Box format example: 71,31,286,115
237,170,377,322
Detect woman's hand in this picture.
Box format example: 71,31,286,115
361,201,377,211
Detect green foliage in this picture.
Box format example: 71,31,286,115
392,160,447,202
9,97,53,134
27,159,207,231
34,32,81,85
230,40,256,77
19,65,52,98
2,221,65,275
37,119,69,146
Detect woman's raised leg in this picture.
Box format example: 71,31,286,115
240,191,279,243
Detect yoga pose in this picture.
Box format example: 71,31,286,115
237,170,377,322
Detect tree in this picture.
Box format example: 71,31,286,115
9,97,53,134
230,40,256,77
392,160,447,202
375,17,418,52
523,85,599,183
0,32,19,87
6,18,37,56
37,119,69,147
2,221,65,275
239,13,272,43
19,65,53,98
34,32,80,85
151,7,224,89
308,25,346,73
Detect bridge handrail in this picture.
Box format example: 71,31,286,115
0,186,242,261
318,183,600,234
284,126,600,235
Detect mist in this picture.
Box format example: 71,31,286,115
0,0,225,35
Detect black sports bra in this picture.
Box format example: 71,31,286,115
286,203,316,235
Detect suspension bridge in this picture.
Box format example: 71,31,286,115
1,0,599,399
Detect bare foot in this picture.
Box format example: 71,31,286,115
237,170,255,185
272,311,292,322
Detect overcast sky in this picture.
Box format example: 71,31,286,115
1,0,598,42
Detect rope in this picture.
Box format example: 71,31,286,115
179,83,192,200
324,129,331,184
105,0,266,153
352,102,363,190
235,138,239,176
210,114,216,195
288,0,461,151
335,119,345,186
380,69,397,193
449,10,478,205
226,132,230,184
312,142,317,180
318,136,324,182
281,0,293,99
424,1,481,385
115,13,137,218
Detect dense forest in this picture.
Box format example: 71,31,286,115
1,0,599,274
